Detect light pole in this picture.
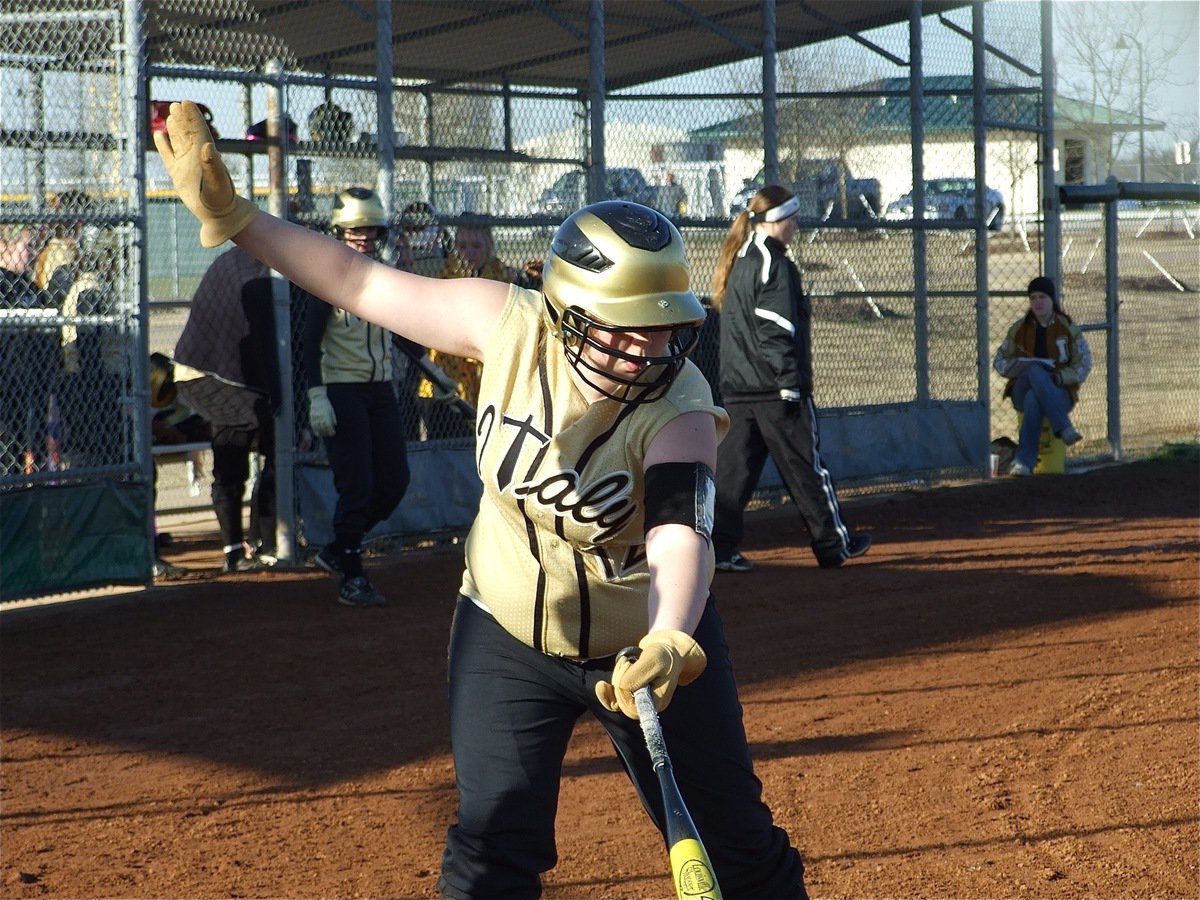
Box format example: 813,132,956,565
1116,33,1145,182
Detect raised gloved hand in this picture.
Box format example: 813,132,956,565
595,630,707,719
152,101,259,247
307,386,337,438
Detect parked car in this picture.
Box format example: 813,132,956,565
536,168,687,218
885,178,1006,231
729,158,882,224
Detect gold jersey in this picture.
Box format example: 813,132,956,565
319,306,395,384
460,285,728,660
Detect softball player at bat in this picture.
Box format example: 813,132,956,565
155,101,808,899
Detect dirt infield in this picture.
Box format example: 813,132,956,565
3,459,1197,899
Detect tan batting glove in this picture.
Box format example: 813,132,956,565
152,101,259,247
595,630,707,719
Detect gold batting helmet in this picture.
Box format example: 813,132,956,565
330,187,388,231
330,187,389,256
541,201,705,403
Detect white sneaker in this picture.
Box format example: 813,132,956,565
1009,461,1032,477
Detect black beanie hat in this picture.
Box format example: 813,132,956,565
1027,276,1056,301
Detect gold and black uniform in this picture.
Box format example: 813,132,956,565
462,284,727,659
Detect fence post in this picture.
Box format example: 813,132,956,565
972,1,988,414
1103,199,1121,460
587,1,605,203
909,2,931,415
1040,0,1061,287
127,0,155,581
266,60,297,563
762,0,778,187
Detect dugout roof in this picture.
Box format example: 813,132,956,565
124,0,971,90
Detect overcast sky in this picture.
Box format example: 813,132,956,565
1054,0,1198,148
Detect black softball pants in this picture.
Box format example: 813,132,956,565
437,595,807,900
714,398,852,563
322,381,409,550
177,376,274,551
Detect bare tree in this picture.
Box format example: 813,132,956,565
777,47,884,220
725,44,888,220
980,11,1043,231
1056,2,1193,178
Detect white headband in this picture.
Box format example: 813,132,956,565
752,194,800,223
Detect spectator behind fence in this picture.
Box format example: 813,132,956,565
420,217,543,439
148,351,210,581
35,190,93,305
710,184,870,572
1,223,59,476
56,227,127,469
400,200,451,277
992,275,1091,477
659,171,687,218
302,187,410,608
173,246,280,573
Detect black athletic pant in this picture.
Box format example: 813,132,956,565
438,596,807,900
322,381,409,553
714,398,851,563
177,376,274,552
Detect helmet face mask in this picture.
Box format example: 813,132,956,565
542,201,704,404
331,187,389,257
558,310,699,404
337,225,388,257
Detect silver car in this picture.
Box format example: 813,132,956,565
886,178,1005,230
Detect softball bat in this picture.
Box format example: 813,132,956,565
633,685,723,900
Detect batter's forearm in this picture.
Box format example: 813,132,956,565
645,524,710,636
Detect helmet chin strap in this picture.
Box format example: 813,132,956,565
567,356,670,406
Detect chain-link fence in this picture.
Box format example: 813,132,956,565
3,1,1197,600
2,0,152,597
1010,202,1199,458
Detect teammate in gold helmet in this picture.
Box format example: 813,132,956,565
329,186,389,258
305,185,410,608
155,100,810,899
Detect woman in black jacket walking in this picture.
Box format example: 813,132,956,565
711,184,869,571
